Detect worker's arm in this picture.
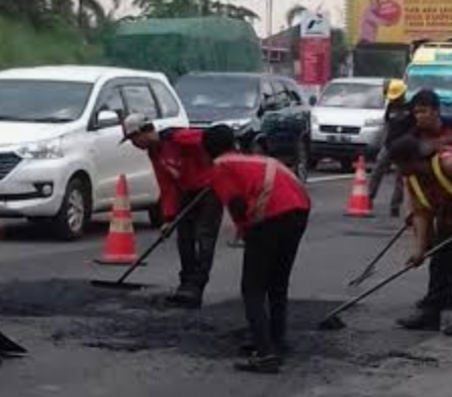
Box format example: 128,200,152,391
407,191,434,267
148,151,179,223
210,164,247,236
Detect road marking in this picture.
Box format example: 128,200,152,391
307,174,355,184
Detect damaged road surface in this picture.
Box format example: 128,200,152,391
1,175,451,397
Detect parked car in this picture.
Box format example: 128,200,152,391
310,77,387,171
0,65,189,239
174,72,311,180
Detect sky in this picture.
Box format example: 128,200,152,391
102,0,346,37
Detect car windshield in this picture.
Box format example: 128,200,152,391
319,82,384,109
175,76,260,110
406,66,452,92
0,80,93,123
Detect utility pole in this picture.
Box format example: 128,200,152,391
267,0,273,36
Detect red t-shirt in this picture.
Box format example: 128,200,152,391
211,152,310,233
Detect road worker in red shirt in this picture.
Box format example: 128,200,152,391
388,90,452,332
122,114,223,309
202,125,311,374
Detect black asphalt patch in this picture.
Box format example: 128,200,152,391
0,279,431,368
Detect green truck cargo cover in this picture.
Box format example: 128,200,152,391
105,17,264,82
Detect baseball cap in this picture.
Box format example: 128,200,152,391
120,113,154,144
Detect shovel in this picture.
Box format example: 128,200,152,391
91,188,210,290
348,213,413,288
318,234,452,331
0,329,27,356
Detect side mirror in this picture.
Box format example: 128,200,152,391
96,110,120,129
309,96,317,106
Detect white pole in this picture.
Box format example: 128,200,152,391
267,0,273,36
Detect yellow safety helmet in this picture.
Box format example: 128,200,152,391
386,79,407,101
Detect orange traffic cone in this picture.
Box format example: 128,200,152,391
95,175,140,266
345,155,374,217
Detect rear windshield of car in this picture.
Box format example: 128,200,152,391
175,75,260,110
0,80,93,123
319,82,385,109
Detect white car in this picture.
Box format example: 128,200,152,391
310,77,387,171
0,65,189,239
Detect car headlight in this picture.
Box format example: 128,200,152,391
364,118,384,127
16,138,64,159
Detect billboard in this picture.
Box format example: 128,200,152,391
346,0,452,45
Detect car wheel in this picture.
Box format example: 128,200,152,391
52,178,89,241
148,202,163,229
296,138,309,182
340,159,354,173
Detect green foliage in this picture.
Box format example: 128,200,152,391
133,0,259,22
0,17,104,69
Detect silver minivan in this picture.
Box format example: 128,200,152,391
310,77,386,171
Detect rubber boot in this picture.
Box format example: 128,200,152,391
166,284,202,309
234,353,280,374
396,308,441,331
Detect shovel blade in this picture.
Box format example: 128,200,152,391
90,280,148,291
0,330,27,355
318,316,347,331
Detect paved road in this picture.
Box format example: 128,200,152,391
0,170,451,396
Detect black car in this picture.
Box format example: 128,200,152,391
174,72,311,180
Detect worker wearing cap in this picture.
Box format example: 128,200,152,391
122,114,223,309
368,79,414,217
202,125,310,374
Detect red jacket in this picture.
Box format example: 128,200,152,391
148,128,211,221
211,152,311,234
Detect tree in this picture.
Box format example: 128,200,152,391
133,0,259,22
0,0,120,29
286,5,306,27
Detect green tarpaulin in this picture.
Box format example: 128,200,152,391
104,17,264,82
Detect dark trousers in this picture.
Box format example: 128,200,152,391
368,146,404,211
242,210,309,356
177,189,223,293
422,228,452,311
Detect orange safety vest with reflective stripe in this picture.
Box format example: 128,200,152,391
407,150,452,221
211,152,310,231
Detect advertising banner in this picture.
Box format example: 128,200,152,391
347,0,452,44
299,12,331,86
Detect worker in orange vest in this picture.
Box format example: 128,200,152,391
202,125,311,374
122,114,223,309
389,98,452,332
